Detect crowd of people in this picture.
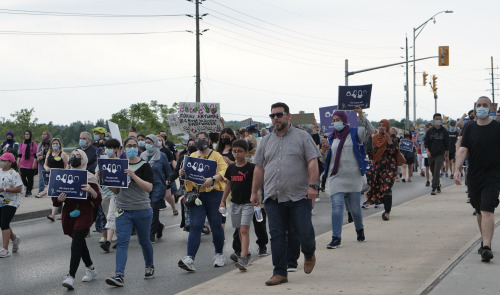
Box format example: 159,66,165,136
0,97,498,290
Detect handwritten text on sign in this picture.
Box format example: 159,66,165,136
178,102,223,134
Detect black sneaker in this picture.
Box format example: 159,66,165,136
437,185,441,193
402,179,406,183
112,243,118,249
431,189,436,195
157,223,164,239
258,246,268,257
478,242,484,254
481,246,493,262
101,241,111,253
150,235,156,244
230,252,240,263
144,266,155,279
356,228,365,242
327,237,341,249
106,274,124,287
425,181,430,187
201,226,210,235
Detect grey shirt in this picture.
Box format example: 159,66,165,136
115,160,153,211
254,126,320,203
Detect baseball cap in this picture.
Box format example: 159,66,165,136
0,152,15,162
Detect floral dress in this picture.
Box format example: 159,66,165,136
366,144,397,204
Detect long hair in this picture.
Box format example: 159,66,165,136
216,128,236,154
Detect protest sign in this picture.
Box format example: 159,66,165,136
240,118,253,126
98,158,129,188
166,114,184,135
338,84,372,110
47,168,88,199
183,156,217,186
319,105,358,134
108,121,123,148
399,139,414,152
178,102,223,134
290,113,316,125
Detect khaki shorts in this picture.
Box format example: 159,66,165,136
230,202,253,228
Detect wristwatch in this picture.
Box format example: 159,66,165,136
308,184,319,191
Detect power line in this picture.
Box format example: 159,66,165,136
0,76,193,92
0,30,186,35
0,8,186,17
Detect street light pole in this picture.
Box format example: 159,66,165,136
412,10,453,126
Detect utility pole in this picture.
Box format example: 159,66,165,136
492,56,495,104
195,0,201,103
405,36,410,130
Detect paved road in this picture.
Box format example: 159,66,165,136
1,173,458,295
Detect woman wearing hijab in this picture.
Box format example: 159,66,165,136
141,135,172,243
59,149,102,290
320,107,374,249
1,132,19,159
366,120,398,221
36,131,51,197
17,130,38,197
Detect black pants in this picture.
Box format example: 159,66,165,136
383,195,392,214
19,168,36,192
151,205,162,239
232,209,269,253
70,229,93,277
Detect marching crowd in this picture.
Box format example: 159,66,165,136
0,98,498,290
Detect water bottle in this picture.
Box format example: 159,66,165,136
219,206,228,217
254,206,263,222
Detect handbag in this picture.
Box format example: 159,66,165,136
184,187,199,207
395,148,406,166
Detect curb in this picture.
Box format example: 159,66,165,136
12,210,50,222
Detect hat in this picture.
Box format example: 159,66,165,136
92,127,107,134
0,152,15,162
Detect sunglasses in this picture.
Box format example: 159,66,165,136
269,112,287,119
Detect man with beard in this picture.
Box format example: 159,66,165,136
251,102,320,286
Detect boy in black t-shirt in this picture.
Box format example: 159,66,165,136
220,140,255,271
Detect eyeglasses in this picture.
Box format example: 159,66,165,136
232,150,246,154
269,112,287,119
125,144,138,148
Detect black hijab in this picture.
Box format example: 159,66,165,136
24,130,32,160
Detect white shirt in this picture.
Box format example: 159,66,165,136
0,168,23,208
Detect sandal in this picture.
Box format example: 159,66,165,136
173,210,179,216
47,215,55,222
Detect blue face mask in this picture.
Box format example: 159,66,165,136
126,148,139,159
93,134,100,141
138,141,146,148
333,122,345,131
420,128,424,131
476,107,489,119
52,144,60,150
105,148,115,157
79,139,88,147
145,144,154,151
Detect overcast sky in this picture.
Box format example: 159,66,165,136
1,0,498,127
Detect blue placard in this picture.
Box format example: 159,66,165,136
98,158,129,188
338,84,372,110
47,168,88,199
183,156,218,186
399,139,414,152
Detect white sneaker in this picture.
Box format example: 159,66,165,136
311,209,316,216
0,248,10,258
178,256,195,272
213,253,225,267
62,276,74,290
82,268,97,282
316,197,320,202
99,237,106,243
12,236,20,252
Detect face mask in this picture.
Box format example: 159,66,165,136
126,148,139,159
138,141,146,148
52,144,60,150
187,146,197,154
333,122,345,131
69,156,82,168
434,120,442,126
404,133,411,138
145,144,154,151
156,141,163,148
162,135,167,141
79,139,88,147
69,209,81,218
93,134,99,141
105,148,115,157
220,138,231,145
196,140,209,151
469,115,475,120
0,161,7,169
420,128,424,131
476,107,489,119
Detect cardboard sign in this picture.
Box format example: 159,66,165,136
290,113,316,125
183,156,217,186
338,84,372,110
240,118,253,126
177,102,223,134
98,158,129,188
108,121,123,148
319,105,358,134
166,114,184,135
399,139,414,152
48,168,88,199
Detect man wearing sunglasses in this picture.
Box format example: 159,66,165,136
251,102,320,286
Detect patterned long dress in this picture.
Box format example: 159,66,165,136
366,143,398,204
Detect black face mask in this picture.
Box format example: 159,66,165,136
69,156,82,168
196,140,209,151
220,138,231,145
187,146,197,154
162,135,167,141
404,133,411,138
469,115,475,120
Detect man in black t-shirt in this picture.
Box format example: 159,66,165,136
424,113,449,195
447,121,459,179
455,96,500,263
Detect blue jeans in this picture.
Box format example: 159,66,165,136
115,208,153,276
187,190,225,258
331,192,363,239
38,164,45,193
265,198,316,277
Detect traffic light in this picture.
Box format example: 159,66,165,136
439,46,449,66
432,75,438,93
423,71,428,86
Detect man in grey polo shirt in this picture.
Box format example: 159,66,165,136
251,102,320,286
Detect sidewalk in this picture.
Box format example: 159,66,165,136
12,175,53,222
177,184,498,295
